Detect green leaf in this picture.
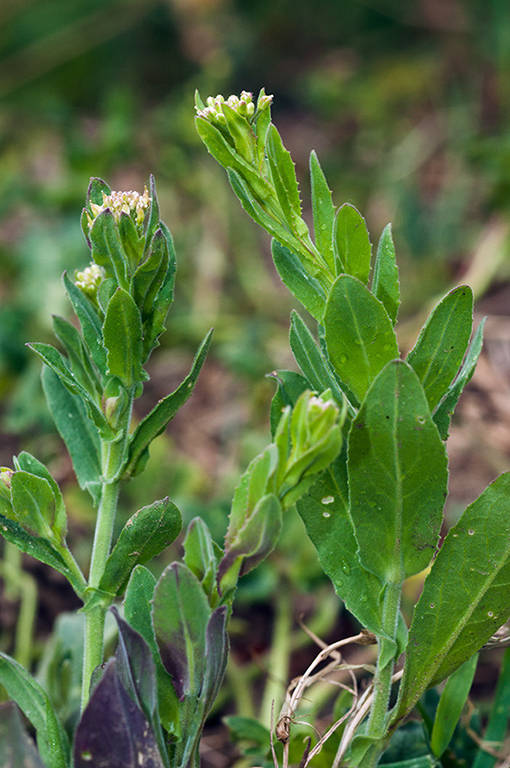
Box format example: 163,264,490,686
183,518,221,603
11,471,57,541
372,224,400,325
15,453,66,542
118,212,143,272
472,646,510,768
89,209,129,288
433,318,485,440
222,103,256,164
99,498,181,596
0,514,85,595
268,369,310,438
153,563,210,701
52,315,101,397
0,701,45,768
430,654,478,757
406,286,473,411
41,367,102,504
0,652,69,768
266,124,302,226
124,329,212,478
142,175,162,261
103,288,146,387
132,229,170,322
296,456,387,640
395,473,510,724
324,275,399,403
63,272,107,374
310,150,336,274
334,203,371,284
271,240,327,321
29,342,114,440
124,566,180,736
289,310,353,412
348,361,448,583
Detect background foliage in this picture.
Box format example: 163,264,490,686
1,1,510,760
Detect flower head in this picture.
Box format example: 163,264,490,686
75,263,103,297
195,90,273,125
87,187,151,232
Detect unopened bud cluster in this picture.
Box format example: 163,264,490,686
87,187,151,231
75,263,103,296
196,90,273,125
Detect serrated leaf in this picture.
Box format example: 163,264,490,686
433,318,485,440
73,660,165,768
395,473,510,724
334,203,371,284
372,224,400,324
406,286,473,411
271,240,327,321
41,367,101,503
0,701,45,768
63,272,107,373
0,653,69,768
348,361,448,582
52,315,101,397
310,150,336,274
125,329,212,478
30,341,114,440
324,275,399,403
289,310,353,412
103,288,145,387
266,124,302,226
99,498,181,596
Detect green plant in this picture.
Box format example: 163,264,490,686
195,89,510,767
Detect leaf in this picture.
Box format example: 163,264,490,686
310,150,336,274
132,229,170,322
112,609,171,768
124,566,180,737
289,310,353,411
0,652,69,768
395,473,510,724
266,124,302,226
141,225,177,360
89,209,129,288
334,203,371,284
268,369,310,438
41,367,102,504
0,513,85,595
10,471,57,541
124,329,212,477
52,314,101,397
406,286,473,411
103,288,145,388
118,212,143,272
433,318,485,440
271,240,327,321
430,654,478,757
15,452,66,541
99,498,181,596
153,563,210,701
73,660,165,768
324,275,399,403
63,272,107,374
143,175,162,260
222,103,256,163
183,517,221,602
372,224,400,325
0,701,45,768
296,456,387,639
348,361,448,583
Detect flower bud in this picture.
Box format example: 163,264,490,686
75,263,103,298
86,187,151,233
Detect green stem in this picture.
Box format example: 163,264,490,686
81,479,119,710
361,580,402,768
259,579,293,728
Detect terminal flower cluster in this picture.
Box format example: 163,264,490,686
195,90,273,125
75,263,103,297
87,187,151,231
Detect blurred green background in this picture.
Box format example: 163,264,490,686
2,0,510,715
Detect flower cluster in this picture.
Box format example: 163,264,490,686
195,90,273,125
87,187,151,230
75,263,103,297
